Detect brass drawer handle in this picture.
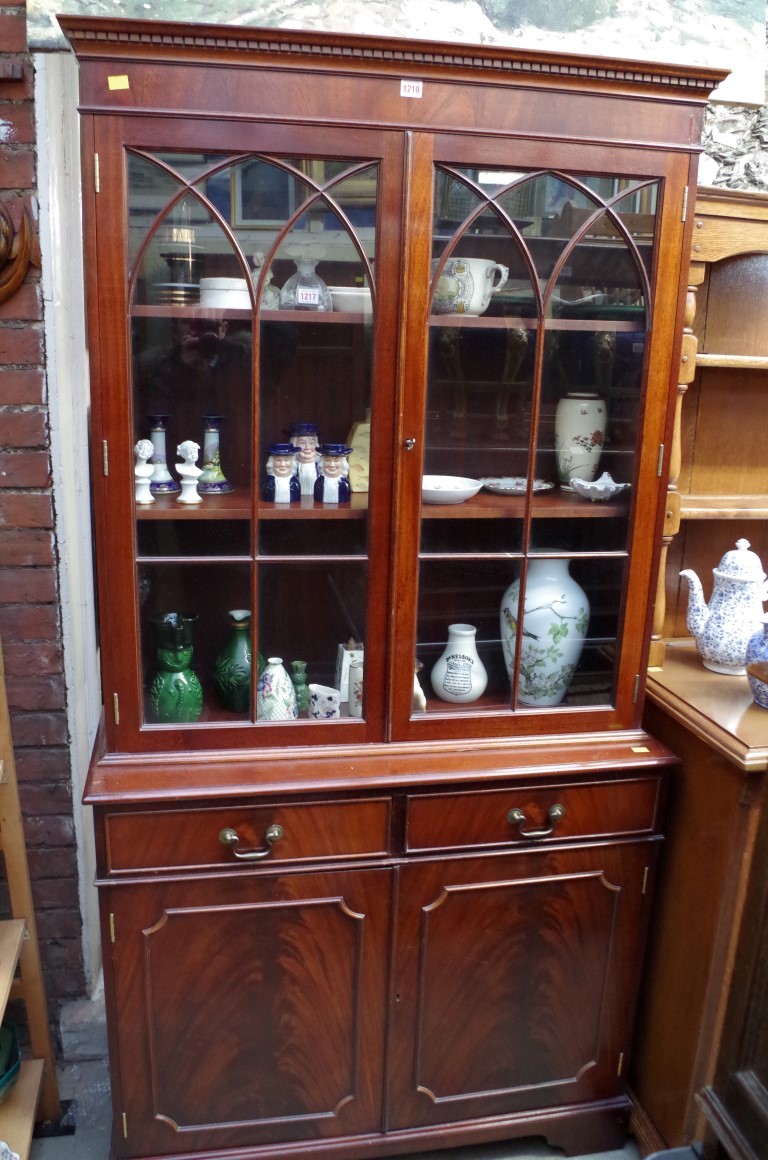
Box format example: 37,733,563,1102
507,803,565,839
218,824,285,861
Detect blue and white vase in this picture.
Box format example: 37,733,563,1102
746,616,768,709
500,559,589,706
256,657,298,721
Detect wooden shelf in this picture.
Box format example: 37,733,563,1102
423,488,631,519
138,489,632,521
131,305,370,322
696,353,768,369
681,494,768,519
137,493,369,520
429,314,643,332
647,639,768,772
0,1058,45,1160
0,920,25,1013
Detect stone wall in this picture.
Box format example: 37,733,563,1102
0,0,86,1026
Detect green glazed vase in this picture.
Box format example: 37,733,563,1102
290,659,310,715
213,609,254,713
149,612,203,723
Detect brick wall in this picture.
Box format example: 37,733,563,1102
0,1,86,1018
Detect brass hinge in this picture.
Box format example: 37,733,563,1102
94,152,100,194
632,674,640,704
113,692,120,725
102,439,109,476
617,1052,625,1077
681,185,688,222
122,1112,128,1138
109,913,116,944
657,444,665,476
642,866,650,895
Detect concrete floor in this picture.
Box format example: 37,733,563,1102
27,1059,641,1160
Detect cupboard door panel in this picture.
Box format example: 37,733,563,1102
387,843,653,1129
107,869,391,1157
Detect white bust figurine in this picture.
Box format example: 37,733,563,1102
176,440,203,504
134,438,155,505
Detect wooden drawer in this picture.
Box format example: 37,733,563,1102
104,796,391,874
405,777,661,853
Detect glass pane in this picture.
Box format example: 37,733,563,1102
258,561,367,719
127,153,189,269
500,556,620,710
414,164,658,720
138,563,253,725
415,560,513,715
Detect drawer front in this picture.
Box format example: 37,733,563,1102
105,797,391,874
405,777,661,853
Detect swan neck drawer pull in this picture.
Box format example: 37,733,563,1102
219,824,285,860
507,803,565,839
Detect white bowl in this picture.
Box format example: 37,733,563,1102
422,475,482,504
199,277,251,309
328,286,372,314
570,472,631,501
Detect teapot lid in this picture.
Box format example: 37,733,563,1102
714,539,766,581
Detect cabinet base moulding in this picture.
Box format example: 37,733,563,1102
111,1099,632,1160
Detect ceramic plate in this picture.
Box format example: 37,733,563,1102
480,477,554,495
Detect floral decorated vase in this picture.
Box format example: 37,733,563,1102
500,559,589,706
554,392,607,489
148,612,203,723
256,657,298,721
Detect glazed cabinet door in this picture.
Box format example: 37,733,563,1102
104,867,392,1157
89,115,404,753
386,840,654,1129
393,135,690,740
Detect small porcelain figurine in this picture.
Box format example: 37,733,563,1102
262,442,300,503
288,422,321,496
412,659,427,712
314,443,353,504
134,438,155,505
175,440,203,504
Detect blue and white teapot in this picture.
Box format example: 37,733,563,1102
680,539,768,675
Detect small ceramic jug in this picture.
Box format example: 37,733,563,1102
681,539,768,674
432,256,509,316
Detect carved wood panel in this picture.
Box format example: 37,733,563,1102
106,868,391,1157
387,843,653,1129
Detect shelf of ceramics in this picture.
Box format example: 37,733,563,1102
695,353,768,369
137,490,631,521
680,495,768,520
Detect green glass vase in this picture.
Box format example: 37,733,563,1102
149,613,203,723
